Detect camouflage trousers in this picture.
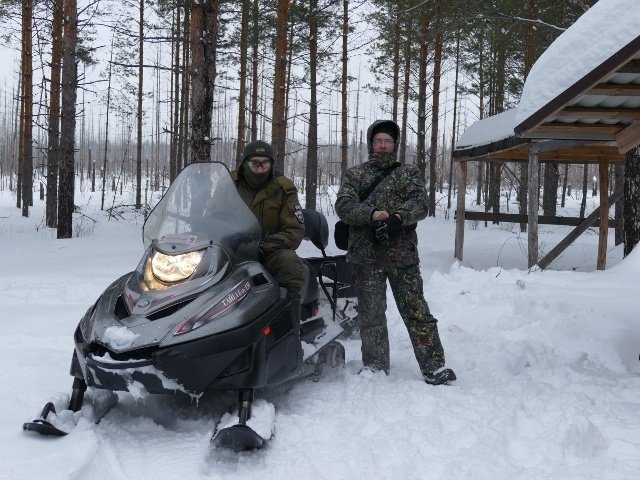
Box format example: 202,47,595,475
354,263,446,375
263,249,304,335
263,249,304,301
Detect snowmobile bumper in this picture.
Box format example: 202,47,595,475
72,298,301,396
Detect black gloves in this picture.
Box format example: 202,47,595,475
371,220,387,244
386,214,402,241
370,215,402,244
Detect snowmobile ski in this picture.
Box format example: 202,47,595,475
211,424,265,452
23,379,117,438
211,389,269,452
23,402,68,436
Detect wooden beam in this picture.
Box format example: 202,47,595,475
617,59,640,74
553,106,640,121
537,189,623,270
454,161,467,261
615,119,640,153
597,159,609,270
461,210,617,227
528,149,539,269
529,124,623,138
587,84,640,96
483,143,625,162
529,139,588,153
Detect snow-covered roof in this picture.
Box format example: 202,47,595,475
456,109,517,150
455,0,640,159
515,0,640,131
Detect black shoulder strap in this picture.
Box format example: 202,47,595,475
359,162,400,201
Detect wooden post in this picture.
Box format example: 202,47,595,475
454,161,467,261
597,158,609,270
527,148,539,268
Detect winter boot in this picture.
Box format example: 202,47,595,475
357,365,389,376
288,297,301,337
423,366,456,385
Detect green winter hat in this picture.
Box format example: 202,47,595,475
242,140,274,164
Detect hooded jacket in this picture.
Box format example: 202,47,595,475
335,120,428,266
232,163,304,257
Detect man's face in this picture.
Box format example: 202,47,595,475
248,156,272,173
372,133,395,154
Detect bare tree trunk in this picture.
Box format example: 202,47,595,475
20,0,34,218
391,1,401,123
476,162,483,205
101,47,113,211
447,29,460,210
305,0,318,209
542,163,558,216
250,0,259,141
283,2,295,170
235,0,250,168
415,13,429,181
271,0,290,172
560,163,568,207
177,6,191,170
428,6,442,217
170,5,181,181
89,147,94,192
580,162,588,218
624,147,640,256
478,28,485,120
46,0,63,227
340,0,348,179
190,0,219,164
490,163,501,224
57,0,77,239
15,78,22,205
518,0,536,232
615,163,624,246
136,0,144,209
398,17,412,164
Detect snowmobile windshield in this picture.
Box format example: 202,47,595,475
143,162,261,260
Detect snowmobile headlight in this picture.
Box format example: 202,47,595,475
151,250,204,283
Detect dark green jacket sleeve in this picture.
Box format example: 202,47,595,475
260,177,304,255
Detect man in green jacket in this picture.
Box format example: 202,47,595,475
335,120,455,385
233,140,305,332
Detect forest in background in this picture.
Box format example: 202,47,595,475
0,0,616,240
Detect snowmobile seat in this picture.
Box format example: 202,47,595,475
301,209,329,252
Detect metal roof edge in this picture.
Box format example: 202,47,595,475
514,34,640,136
453,135,527,160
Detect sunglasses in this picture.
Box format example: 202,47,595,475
249,160,272,169
372,139,395,146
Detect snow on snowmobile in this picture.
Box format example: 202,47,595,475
23,161,357,451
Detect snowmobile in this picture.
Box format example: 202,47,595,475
23,161,356,451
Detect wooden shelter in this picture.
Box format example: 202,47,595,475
453,12,640,270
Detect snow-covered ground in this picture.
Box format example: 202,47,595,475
1,181,639,480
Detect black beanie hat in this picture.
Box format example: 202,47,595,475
242,140,274,163
367,120,400,154
371,121,399,143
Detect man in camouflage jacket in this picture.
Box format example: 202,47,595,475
335,120,456,385
233,140,305,332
